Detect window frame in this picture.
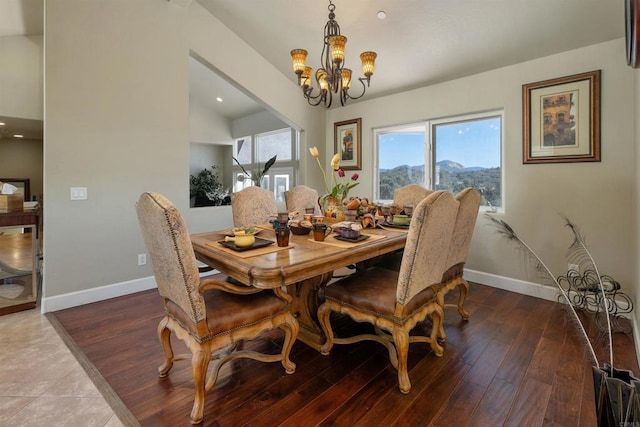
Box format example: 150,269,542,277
430,110,504,213
373,110,504,212
232,128,299,199
373,122,430,203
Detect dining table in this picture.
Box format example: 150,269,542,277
190,224,408,351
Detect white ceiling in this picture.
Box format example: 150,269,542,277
198,0,625,102
0,0,627,137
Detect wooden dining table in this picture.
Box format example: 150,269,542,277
191,225,408,350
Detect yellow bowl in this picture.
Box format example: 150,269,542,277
225,233,255,247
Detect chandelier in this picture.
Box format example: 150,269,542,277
290,0,377,108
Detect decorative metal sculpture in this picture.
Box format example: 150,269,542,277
557,270,633,334
487,214,639,426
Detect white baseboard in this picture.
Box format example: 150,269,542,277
40,266,640,370
40,269,220,313
41,276,158,313
464,268,560,301
40,266,640,375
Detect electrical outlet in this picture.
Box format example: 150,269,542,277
568,263,579,273
138,253,147,266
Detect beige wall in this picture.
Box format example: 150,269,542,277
327,39,637,298
0,35,43,200
0,35,42,120
0,139,43,200
42,0,638,314
43,0,323,302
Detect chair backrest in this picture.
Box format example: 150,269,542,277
444,187,482,271
231,186,277,228
393,184,433,210
284,185,321,219
396,191,459,305
136,192,205,325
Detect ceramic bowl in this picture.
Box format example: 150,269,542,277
392,214,410,226
290,225,311,235
225,232,255,247
335,227,361,239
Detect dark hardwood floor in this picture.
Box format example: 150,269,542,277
48,280,638,427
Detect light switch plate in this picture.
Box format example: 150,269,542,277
70,187,87,200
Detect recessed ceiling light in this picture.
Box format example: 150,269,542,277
216,97,223,102
13,134,24,138
0,122,5,126
377,10,387,19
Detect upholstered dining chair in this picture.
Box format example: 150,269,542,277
435,187,481,337
393,184,433,211
284,185,321,219
368,184,434,270
317,191,459,394
136,192,298,424
231,186,277,228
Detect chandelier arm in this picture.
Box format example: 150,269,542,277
343,77,369,102
303,86,332,107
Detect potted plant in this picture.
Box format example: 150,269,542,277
232,154,277,187
189,165,229,207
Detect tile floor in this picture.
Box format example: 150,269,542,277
0,306,122,426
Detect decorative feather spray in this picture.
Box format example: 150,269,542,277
486,214,603,367
488,214,640,426
562,215,613,369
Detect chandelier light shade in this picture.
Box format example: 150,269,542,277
290,0,377,107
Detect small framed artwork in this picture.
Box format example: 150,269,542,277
522,70,601,164
334,118,362,170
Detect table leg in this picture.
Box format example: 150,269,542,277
288,272,332,351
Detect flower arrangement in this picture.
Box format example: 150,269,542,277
309,146,359,206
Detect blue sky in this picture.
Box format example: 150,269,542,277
379,117,501,169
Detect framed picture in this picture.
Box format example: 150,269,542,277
522,70,601,164
334,118,362,170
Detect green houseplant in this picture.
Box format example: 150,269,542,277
232,154,277,187
189,165,229,207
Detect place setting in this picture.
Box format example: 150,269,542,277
206,223,294,257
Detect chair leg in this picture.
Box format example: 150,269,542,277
190,348,211,425
436,288,447,342
429,306,445,357
157,316,174,377
457,279,470,320
392,328,411,394
317,303,335,355
279,313,299,374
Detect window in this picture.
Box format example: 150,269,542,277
432,112,502,210
232,128,298,202
374,110,502,210
375,124,427,201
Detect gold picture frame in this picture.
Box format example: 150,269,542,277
523,70,601,164
334,118,362,170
